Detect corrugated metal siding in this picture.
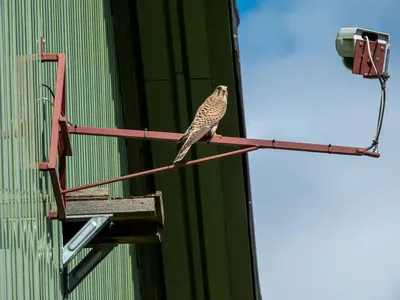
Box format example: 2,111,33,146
129,0,257,299
0,0,140,299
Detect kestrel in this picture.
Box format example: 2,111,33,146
173,85,228,164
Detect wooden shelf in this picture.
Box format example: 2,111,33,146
61,188,164,246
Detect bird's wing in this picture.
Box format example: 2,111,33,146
177,126,191,144
174,93,227,163
173,126,211,163
191,95,227,129
177,94,226,144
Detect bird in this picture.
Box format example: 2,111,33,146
173,85,228,164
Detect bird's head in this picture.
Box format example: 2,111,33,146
214,85,228,100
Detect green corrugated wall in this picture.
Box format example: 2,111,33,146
111,1,257,299
0,0,140,299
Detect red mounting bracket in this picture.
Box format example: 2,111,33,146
38,37,379,220
352,38,390,79
39,37,69,219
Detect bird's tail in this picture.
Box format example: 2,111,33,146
176,135,187,149
177,126,191,145
173,127,210,164
173,141,192,164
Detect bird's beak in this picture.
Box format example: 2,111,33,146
221,86,227,92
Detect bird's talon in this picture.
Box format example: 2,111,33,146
213,133,222,138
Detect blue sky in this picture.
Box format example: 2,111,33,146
237,0,259,12
238,0,400,299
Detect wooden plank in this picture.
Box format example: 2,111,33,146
65,192,164,224
66,198,156,219
67,187,109,201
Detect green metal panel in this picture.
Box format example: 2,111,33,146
132,0,257,299
0,0,140,299
204,1,257,298
97,0,257,299
0,1,61,299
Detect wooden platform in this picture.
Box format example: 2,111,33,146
62,188,164,246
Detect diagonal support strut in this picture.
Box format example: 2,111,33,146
60,214,114,297
67,243,117,294
62,215,112,265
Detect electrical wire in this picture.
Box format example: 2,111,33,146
40,84,75,126
42,84,55,99
363,36,388,153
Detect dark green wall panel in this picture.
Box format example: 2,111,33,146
112,0,258,299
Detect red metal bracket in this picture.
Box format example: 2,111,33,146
39,38,71,219
40,37,58,62
38,37,380,220
352,39,390,79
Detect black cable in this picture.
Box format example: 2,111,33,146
363,37,388,153
41,84,55,99
40,84,75,126
364,81,386,152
